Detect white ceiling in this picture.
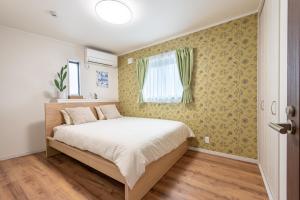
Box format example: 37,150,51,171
0,0,261,55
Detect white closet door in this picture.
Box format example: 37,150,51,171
259,0,280,199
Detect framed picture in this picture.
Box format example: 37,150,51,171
96,71,108,88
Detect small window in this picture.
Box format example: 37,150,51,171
143,51,183,103
68,61,80,96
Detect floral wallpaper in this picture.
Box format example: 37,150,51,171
118,14,257,159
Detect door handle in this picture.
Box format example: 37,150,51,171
260,100,264,111
271,101,276,115
268,120,296,134
286,105,296,117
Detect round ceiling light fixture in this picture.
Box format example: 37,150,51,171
95,0,132,24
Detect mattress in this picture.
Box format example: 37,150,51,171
53,117,194,189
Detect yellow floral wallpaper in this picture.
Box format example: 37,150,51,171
118,14,257,159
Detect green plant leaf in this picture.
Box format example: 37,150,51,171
62,72,67,81
56,72,59,79
60,67,64,77
60,79,63,89
54,79,60,90
64,65,68,70
63,85,67,90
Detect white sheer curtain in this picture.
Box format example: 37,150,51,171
142,51,183,103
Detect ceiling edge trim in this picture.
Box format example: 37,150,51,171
257,0,265,15
118,9,259,56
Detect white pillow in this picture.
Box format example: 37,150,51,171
65,107,97,125
60,110,73,125
95,106,106,120
99,104,122,119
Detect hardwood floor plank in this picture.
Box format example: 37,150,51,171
178,157,265,190
151,176,225,200
2,182,29,200
0,151,268,200
185,151,260,174
167,168,267,200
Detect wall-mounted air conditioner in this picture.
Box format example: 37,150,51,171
85,48,117,67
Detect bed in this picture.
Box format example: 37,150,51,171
45,102,194,200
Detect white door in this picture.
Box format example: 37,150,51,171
258,0,280,199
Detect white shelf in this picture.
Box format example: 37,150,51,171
56,99,119,103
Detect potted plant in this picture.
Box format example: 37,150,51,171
54,65,68,99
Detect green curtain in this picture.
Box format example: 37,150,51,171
136,58,149,103
176,48,194,104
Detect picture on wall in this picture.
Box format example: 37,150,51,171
96,71,108,88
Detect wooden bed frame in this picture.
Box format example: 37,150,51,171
45,102,188,200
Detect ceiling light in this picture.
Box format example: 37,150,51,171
95,0,132,24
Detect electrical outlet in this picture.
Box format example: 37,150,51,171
204,136,210,144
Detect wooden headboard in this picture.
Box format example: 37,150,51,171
44,102,119,138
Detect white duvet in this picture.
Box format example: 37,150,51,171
53,117,194,189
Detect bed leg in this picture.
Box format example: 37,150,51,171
46,146,60,158
125,184,140,200
125,184,131,200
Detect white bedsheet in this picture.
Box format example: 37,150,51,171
53,117,194,189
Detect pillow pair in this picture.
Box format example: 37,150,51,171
95,104,122,120
61,104,121,125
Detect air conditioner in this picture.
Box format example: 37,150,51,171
85,48,118,67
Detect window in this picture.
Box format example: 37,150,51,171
143,51,183,103
68,61,80,96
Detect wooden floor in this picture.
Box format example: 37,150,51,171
0,151,268,200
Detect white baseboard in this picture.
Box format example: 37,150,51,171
258,164,274,200
189,147,258,164
0,149,44,161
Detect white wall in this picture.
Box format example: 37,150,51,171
0,26,119,160
81,63,119,101
0,25,85,160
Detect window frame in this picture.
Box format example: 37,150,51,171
142,51,183,104
68,60,81,96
